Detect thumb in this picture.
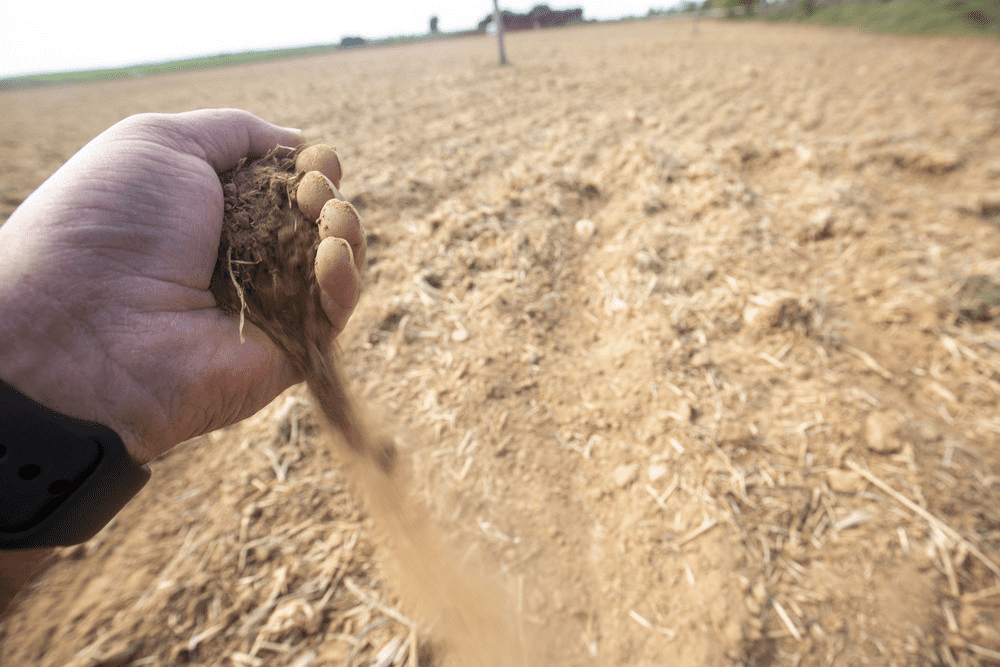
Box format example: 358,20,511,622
149,109,305,173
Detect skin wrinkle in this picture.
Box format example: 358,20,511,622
46,185,218,294
189,363,275,447
135,280,214,314
97,357,159,458
71,226,210,290
183,112,267,170
119,172,221,285
134,313,287,456
91,277,294,457
104,319,203,459
120,307,217,367
135,111,263,174
46,202,158,251
208,366,260,435
31,270,133,436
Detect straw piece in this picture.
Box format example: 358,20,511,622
846,461,1000,578
627,610,677,639
771,598,802,641
344,578,416,629
966,642,1000,662
845,345,893,380
675,517,718,548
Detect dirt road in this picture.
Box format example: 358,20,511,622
2,19,1000,666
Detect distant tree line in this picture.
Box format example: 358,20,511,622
713,0,962,18
713,0,759,17
477,4,585,32
647,1,712,15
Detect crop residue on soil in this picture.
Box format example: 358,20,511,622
3,18,1000,667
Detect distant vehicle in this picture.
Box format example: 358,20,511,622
340,37,367,48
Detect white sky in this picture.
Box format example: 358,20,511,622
1,1,679,78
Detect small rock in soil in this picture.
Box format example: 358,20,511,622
827,469,862,494
613,463,639,489
865,411,903,454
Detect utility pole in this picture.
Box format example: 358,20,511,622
492,0,509,66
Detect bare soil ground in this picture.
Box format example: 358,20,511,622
3,18,1000,667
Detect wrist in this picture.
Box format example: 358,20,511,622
0,361,146,468
0,378,151,550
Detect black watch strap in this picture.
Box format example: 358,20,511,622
0,380,150,550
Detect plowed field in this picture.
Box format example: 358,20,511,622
3,18,1000,667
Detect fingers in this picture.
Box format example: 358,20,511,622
147,113,364,336
304,170,366,337
165,109,305,172
318,200,366,273
315,237,361,335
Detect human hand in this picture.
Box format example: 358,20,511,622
0,109,365,464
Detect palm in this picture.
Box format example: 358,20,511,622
0,111,341,463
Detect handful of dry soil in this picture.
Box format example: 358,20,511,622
209,144,392,471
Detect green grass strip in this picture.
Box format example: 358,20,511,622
754,0,1000,39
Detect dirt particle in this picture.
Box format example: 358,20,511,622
865,411,903,455
827,469,863,494
743,290,814,334
91,642,141,667
795,144,813,165
912,148,964,174
718,422,754,447
613,464,639,489
751,580,769,606
956,275,1000,323
648,464,668,483
574,218,596,238
798,207,837,242
689,351,711,368
917,423,941,443
959,602,1000,644
723,617,744,648
971,622,1000,651
377,307,408,333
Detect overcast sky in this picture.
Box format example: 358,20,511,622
1,0,680,78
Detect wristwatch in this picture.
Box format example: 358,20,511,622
0,380,150,550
